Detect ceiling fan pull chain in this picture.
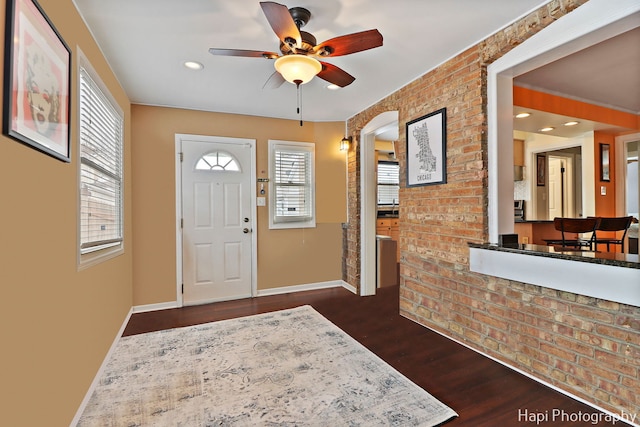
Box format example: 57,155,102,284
295,79,303,126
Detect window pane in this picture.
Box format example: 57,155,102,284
276,185,311,219
275,151,309,184
378,162,399,184
377,162,399,205
269,140,315,228
274,149,312,221
378,185,400,205
79,67,123,253
195,151,240,171
80,163,121,246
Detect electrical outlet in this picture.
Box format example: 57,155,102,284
257,197,266,206
522,236,529,244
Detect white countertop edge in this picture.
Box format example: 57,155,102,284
469,247,640,307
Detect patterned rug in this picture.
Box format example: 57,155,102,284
77,305,457,426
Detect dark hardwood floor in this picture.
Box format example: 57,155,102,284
125,286,629,426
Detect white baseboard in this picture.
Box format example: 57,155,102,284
402,314,639,427
131,281,355,313
70,307,133,427
133,300,180,313
256,280,349,297
341,281,358,294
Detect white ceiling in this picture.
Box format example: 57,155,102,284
72,1,639,139
73,0,549,122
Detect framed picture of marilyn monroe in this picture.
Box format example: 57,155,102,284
3,0,71,162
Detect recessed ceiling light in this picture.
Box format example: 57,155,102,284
539,127,555,132
327,84,340,90
563,121,579,126
515,112,531,118
184,61,204,70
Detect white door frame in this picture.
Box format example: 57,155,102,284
359,111,399,296
175,133,257,307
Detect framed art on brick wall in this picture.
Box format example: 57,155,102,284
3,0,71,162
406,108,446,186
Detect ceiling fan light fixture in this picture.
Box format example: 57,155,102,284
274,54,321,85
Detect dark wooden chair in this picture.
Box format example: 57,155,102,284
544,217,599,251
593,216,633,252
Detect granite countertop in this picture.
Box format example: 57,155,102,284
468,242,640,269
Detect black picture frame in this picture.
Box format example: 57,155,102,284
406,108,446,187
536,154,546,186
600,143,610,182
3,0,71,162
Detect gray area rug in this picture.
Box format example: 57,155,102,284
77,305,457,426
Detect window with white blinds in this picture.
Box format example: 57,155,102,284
268,140,315,229
377,161,399,205
79,66,124,255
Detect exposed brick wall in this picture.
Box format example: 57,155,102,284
344,0,639,416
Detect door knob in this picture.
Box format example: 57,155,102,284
243,228,251,234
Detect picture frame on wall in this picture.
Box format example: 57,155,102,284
536,154,545,186
406,108,446,187
600,143,610,182
3,0,71,162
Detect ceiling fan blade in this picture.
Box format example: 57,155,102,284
313,29,383,57
260,2,301,48
317,62,355,87
263,71,286,89
209,48,279,59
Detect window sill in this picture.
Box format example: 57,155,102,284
468,243,639,307
78,244,124,270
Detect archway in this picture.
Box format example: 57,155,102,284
359,111,399,296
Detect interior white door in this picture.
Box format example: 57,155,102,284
548,157,564,218
181,138,253,305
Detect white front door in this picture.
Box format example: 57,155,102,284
180,136,254,305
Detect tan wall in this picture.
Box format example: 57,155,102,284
346,0,640,417
0,0,133,425
132,105,346,304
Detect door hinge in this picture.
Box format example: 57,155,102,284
181,218,184,229
179,152,184,162
181,284,184,294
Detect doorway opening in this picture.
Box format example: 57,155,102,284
359,111,399,296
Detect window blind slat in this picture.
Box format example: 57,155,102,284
270,143,314,225
377,162,399,205
79,67,124,251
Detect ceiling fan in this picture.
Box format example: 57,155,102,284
209,1,383,89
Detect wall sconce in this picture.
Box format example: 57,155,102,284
340,136,352,151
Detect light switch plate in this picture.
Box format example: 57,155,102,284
257,197,266,206
600,186,606,196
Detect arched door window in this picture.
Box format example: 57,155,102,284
195,151,240,171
